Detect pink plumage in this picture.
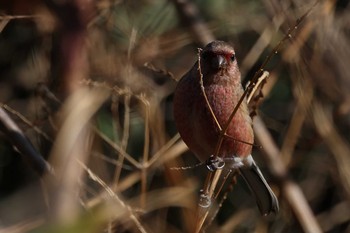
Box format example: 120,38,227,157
173,40,279,215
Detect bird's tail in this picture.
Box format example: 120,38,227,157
239,156,279,216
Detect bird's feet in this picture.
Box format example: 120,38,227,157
206,155,225,171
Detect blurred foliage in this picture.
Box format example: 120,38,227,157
0,0,350,232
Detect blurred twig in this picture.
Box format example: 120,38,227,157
280,67,314,165
171,0,215,46
0,103,52,142
47,88,109,222
312,102,350,200
112,93,131,187
43,0,93,96
140,96,150,208
41,0,96,223
78,160,148,233
218,209,254,233
0,15,40,20
250,0,319,86
317,201,350,232
240,14,284,75
0,15,40,33
0,107,53,176
253,116,322,233
93,127,140,169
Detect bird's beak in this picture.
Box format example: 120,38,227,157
212,54,227,70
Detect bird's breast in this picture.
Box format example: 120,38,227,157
174,70,253,162
193,84,254,159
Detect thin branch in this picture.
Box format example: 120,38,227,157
112,93,131,187
140,95,150,208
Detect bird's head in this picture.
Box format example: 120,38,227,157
200,41,237,72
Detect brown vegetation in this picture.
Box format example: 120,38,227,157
0,0,350,232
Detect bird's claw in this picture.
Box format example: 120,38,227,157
206,155,225,171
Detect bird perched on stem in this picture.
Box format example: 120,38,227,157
173,40,279,215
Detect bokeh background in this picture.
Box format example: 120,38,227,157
1,0,350,232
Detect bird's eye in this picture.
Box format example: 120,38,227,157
230,54,235,62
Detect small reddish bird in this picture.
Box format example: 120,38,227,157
173,40,279,215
